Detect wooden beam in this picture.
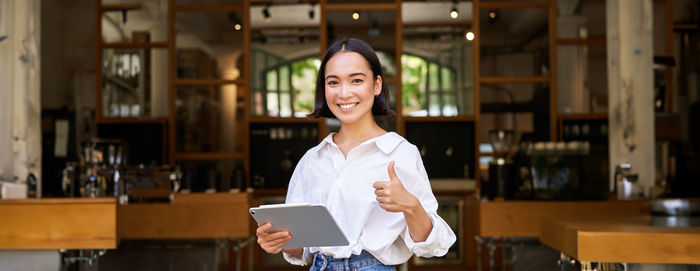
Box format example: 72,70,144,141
403,22,473,29
102,42,168,48
250,0,319,4
250,25,319,31
480,76,550,84
672,24,699,31
168,0,175,165
101,3,142,11
96,0,103,125
173,78,246,86
473,0,482,195
173,3,244,12
479,1,549,9
243,0,253,190
395,0,404,136
549,0,557,140
324,3,398,11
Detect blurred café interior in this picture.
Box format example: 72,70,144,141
0,0,699,270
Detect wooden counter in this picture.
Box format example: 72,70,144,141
118,192,250,239
0,198,117,249
477,200,650,237
540,216,700,264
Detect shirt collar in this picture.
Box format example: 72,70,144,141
316,132,404,155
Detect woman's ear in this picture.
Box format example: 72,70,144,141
374,75,382,96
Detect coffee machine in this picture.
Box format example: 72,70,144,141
485,130,519,200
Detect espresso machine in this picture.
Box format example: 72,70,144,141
485,130,519,200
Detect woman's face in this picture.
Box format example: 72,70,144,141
324,51,382,125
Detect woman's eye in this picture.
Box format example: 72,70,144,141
327,81,338,86
352,79,363,84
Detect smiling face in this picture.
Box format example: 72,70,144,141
324,51,382,125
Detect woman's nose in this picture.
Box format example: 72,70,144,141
338,84,352,99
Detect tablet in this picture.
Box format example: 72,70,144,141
249,203,349,248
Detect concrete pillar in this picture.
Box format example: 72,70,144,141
0,0,42,193
606,0,655,197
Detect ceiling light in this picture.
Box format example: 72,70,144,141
488,10,499,24
465,31,474,41
450,7,458,19
352,11,360,20
262,6,271,22
228,12,241,30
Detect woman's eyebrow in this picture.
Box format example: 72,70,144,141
325,73,366,80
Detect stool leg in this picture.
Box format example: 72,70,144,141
580,261,592,271
488,239,495,271
476,240,482,271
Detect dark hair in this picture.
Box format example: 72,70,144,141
308,38,394,119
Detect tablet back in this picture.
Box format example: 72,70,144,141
249,204,349,248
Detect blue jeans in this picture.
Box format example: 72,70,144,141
309,251,397,271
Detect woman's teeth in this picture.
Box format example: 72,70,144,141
339,103,357,109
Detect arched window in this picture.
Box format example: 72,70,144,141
252,44,469,117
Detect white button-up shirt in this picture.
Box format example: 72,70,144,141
282,132,456,266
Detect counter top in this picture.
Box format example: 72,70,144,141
540,216,700,264
0,198,116,204
477,200,650,237
0,197,117,249
118,192,250,240
1,193,252,249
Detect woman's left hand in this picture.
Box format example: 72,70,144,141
373,161,420,212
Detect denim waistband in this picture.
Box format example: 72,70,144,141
311,251,385,271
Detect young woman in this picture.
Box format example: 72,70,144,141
255,38,456,271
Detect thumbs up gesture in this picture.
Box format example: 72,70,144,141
373,161,420,213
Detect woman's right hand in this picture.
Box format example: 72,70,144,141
255,222,292,254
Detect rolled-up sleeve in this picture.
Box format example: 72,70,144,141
282,248,312,266
399,146,456,257
402,211,456,257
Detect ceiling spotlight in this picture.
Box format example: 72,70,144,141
228,12,241,31
352,11,360,20
309,4,315,20
262,6,271,22
488,10,499,24
465,31,474,41
450,7,458,19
